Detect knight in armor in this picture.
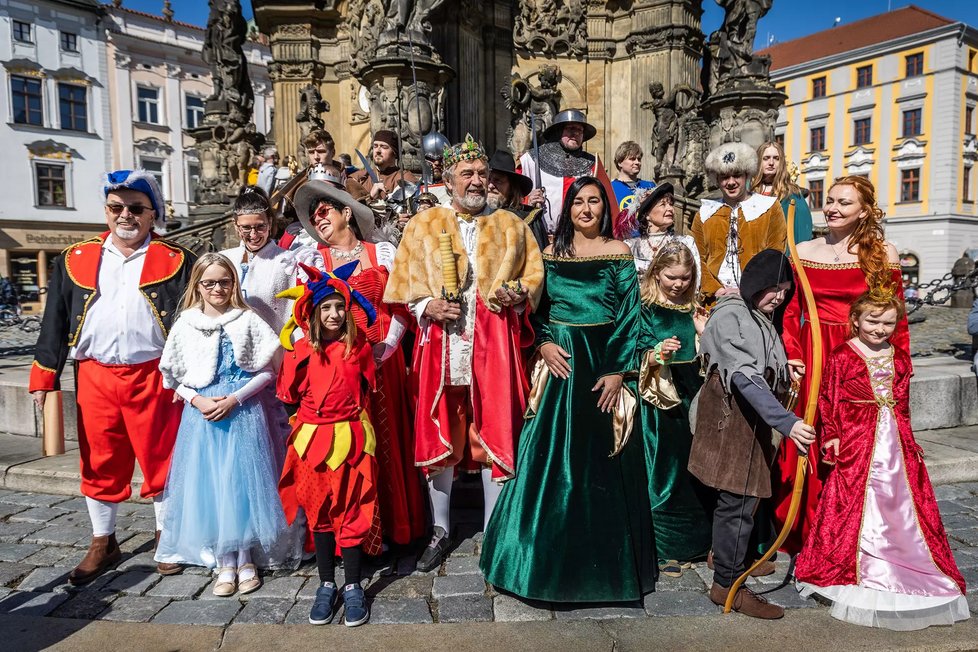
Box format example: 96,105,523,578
518,109,618,234
420,132,451,207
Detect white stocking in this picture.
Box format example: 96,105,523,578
428,469,453,535
237,549,255,580
85,497,118,537
218,552,237,581
481,467,503,532
152,495,165,531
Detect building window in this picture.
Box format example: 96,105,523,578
967,106,975,136
900,168,920,202
36,163,67,207
60,31,78,52
137,86,160,124
906,52,923,77
856,65,872,88
775,133,785,149
965,166,972,203
809,126,825,152
808,179,824,210
141,159,165,197
13,20,32,43
187,162,201,203
185,95,204,129
811,77,826,98
902,108,922,138
58,83,87,132
11,75,43,126
853,117,872,145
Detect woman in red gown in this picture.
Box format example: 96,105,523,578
294,180,427,547
773,176,909,554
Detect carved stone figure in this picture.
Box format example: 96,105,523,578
501,64,563,156
514,0,587,57
384,0,448,36
348,0,386,73
201,0,254,122
296,83,330,149
706,0,773,94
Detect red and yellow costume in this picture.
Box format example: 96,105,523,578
322,242,426,545
275,262,383,555
29,232,194,501
773,262,909,553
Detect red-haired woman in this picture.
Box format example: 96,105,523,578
773,175,909,553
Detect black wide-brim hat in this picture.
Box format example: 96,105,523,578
543,109,597,143
635,182,675,220
488,149,534,197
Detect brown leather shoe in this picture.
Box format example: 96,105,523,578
69,534,121,586
709,582,784,619
155,530,183,576
706,551,777,577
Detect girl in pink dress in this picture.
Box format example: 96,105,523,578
795,290,969,630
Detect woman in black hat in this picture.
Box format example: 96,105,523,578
622,183,700,285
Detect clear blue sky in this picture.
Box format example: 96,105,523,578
122,0,975,48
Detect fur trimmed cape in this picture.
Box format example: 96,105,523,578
382,207,544,311
159,308,280,390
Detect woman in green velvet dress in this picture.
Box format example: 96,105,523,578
480,176,656,603
636,240,713,577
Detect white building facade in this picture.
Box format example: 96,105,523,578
0,0,111,311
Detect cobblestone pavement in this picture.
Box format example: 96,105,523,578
2,305,972,359
1,483,977,627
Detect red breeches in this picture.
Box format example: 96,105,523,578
75,358,181,502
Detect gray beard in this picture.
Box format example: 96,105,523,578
486,194,504,210
455,192,486,213
114,225,140,240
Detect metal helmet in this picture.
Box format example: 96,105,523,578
422,132,450,161
543,109,597,143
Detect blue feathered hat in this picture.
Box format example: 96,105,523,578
103,169,166,229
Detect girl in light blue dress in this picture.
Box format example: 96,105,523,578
157,253,286,596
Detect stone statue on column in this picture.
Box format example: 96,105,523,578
501,64,562,156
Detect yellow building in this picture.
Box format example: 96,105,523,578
759,5,978,283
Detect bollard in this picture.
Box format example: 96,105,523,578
42,390,65,456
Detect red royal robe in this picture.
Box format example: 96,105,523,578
773,262,909,553
794,343,964,594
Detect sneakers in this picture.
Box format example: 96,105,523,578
342,583,369,627
416,526,450,573
309,582,338,625
709,582,784,619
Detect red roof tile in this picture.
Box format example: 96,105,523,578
757,5,955,71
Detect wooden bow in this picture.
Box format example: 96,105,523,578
724,199,822,612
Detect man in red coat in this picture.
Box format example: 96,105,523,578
29,170,195,585
384,135,544,572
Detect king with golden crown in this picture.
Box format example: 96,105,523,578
384,134,544,572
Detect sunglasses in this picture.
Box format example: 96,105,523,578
198,279,234,290
106,202,154,216
313,204,342,221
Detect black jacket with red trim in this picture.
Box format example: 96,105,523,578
29,232,197,392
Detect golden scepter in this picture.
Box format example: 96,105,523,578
439,230,460,301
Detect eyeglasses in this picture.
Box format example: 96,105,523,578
106,202,153,216
198,279,234,290
236,224,269,234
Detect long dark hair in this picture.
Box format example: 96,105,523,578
552,176,614,258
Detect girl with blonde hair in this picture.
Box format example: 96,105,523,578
637,241,712,578
157,253,286,596
751,140,813,244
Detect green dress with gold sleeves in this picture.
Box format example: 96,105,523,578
639,301,712,563
479,254,655,603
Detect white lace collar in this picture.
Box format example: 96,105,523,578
700,193,777,223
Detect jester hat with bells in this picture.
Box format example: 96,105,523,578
276,260,377,350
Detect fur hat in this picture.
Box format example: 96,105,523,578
103,169,165,229
704,142,758,179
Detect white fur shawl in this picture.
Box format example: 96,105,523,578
159,308,281,390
